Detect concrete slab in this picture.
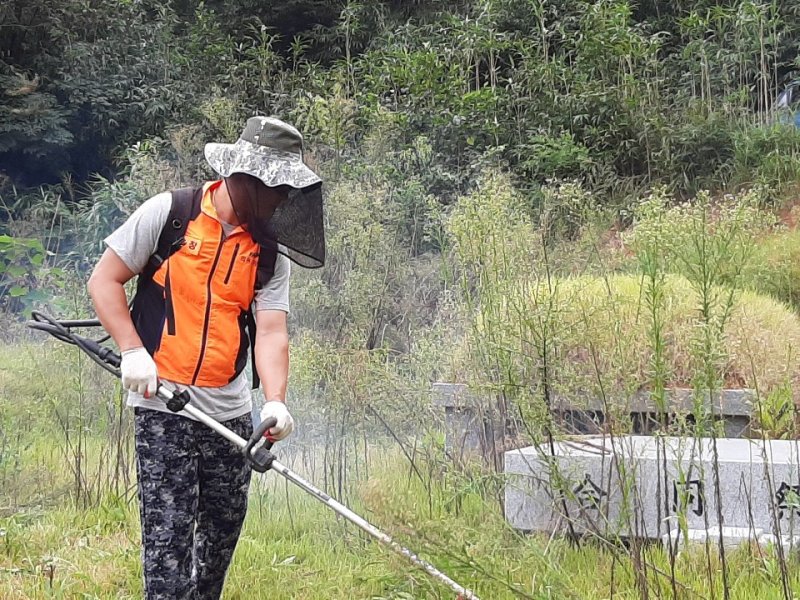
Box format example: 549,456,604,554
432,382,507,465
505,435,800,539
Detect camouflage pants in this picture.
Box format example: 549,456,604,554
134,407,252,600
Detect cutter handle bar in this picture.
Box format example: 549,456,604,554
26,311,275,472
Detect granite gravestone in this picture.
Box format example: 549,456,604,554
505,435,800,546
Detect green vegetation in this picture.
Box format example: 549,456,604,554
5,434,800,599
469,273,800,398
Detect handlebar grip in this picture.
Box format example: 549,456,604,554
252,416,277,445
244,417,278,472
53,318,102,328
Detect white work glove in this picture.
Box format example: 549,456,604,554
120,347,158,397
259,401,295,441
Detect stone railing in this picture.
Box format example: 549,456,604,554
434,383,757,465
551,388,754,438
432,383,512,468
434,383,795,545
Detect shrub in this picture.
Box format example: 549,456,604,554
731,122,800,189
739,225,800,310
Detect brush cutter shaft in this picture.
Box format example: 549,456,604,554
158,393,480,597
267,459,480,600
168,395,480,596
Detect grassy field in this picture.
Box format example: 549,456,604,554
4,462,800,599
4,341,800,599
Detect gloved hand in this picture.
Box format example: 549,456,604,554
120,347,158,397
259,400,295,441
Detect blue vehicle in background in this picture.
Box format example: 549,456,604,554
775,80,800,127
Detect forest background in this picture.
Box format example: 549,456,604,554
6,0,800,598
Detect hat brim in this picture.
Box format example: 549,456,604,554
204,139,321,189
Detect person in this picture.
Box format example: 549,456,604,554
87,116,325,600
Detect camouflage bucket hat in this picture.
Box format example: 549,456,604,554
205,116,325,268
204,116,321,189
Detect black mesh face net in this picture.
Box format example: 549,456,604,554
226,176,325,269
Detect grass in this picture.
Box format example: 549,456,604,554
741,224,800,311
4,458,800,599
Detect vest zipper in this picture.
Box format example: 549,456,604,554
191,232,225,385
223,243,240,285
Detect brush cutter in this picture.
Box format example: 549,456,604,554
27,311,479,600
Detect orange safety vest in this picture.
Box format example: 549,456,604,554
131,181,276,387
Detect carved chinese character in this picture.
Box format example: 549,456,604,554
672,479,704,517
775,482,800,519
572,473,606,511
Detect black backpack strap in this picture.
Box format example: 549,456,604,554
255,241,279,290
140,187,201,281
249,242,279,390
131,187,202,354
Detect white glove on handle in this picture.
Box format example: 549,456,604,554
120,347,158,397
260,401,294,441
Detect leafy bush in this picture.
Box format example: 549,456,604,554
625,185,774,288
624,185,800,313
731,123,800,189
656,108,738,191
739,225,800,310
0,65,73,183
515,131,593,182
0,235,69,318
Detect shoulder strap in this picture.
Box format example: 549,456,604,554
140,187,202,281
255,241,279,290
249,242,280,390
131,187,201,354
